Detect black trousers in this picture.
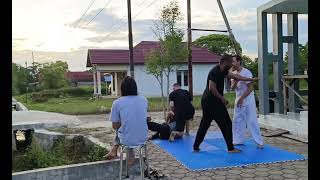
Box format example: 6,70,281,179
174,106,195,132
193,98,234,151
147,121,170,139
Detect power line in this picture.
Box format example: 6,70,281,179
81,0,114,29
101,0,158,42
138,0,149,6
33,0,97,49
73,0,96,28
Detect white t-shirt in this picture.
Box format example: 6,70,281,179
232,68,255,104
109,95,148,146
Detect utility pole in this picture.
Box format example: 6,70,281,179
187,0,193,96
31,51,35,80
216,0,241,56
32,51,34,64
25,61,28,103
127,0,134,78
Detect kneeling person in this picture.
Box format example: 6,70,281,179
168,83,195,142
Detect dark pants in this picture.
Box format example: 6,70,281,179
174,107,195,132
193,98,234,151
147,121,170,139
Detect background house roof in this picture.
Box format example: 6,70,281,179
66,71,93,81
87,41,222,67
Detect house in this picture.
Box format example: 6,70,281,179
86,41,230,97
65,71,106,87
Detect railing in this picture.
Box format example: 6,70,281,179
282,74,308,114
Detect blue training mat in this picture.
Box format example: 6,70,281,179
152,131,306,171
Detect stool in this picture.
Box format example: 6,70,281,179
119,143,150,180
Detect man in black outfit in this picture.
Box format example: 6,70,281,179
147,83,194,141
168,83,195,141
193,54,259,153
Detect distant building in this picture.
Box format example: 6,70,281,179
65,71,100,87
86,41,230,97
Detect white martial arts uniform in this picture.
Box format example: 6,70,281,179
232,68,263,145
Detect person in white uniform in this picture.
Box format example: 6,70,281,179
231,55,264,148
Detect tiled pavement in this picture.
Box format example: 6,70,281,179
73,111,308,180
144,112,308,180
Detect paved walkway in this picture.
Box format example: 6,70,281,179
74,111,308,180
12,110,82,126
146,118,308,180
13,110,308,179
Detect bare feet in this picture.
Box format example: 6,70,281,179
257,144,264,149
228,148,241,153
193,146,200,152
104,151,118,160
169,131,176,142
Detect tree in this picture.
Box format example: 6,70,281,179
284,42,308,74
149,0,188,110
193,34,242,56
242,55,258,77
39,61,69,89
162,31,188,107
145,49,166,118
12,63,33,95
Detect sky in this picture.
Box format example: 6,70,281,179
12,0,308,71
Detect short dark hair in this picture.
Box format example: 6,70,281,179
173,83,181,87
219,54,233,64
120,76,138,96
234,55,242,65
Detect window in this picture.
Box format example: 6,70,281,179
177,71,182,85
176,70,188,86
183,70,188,86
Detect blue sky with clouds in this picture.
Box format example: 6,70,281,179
12,0,308,71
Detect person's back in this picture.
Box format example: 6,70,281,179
169,85,195,135
111,95,148,146
169,88,194,116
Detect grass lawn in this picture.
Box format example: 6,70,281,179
14,92,236,115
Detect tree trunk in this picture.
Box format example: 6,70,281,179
160,73,166,120
166,69,170,110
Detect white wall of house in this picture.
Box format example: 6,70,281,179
134,63,217,97
95,63,219,97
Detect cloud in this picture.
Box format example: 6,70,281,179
13,0,308,71
12,38,27,41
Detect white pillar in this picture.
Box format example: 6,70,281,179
106,78,108,95
97,71,102,95
181,71,184,87
115,72,118,96
110,74,114,95
93,71,97,95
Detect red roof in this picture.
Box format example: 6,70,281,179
86,41,221,67
66,71,103,81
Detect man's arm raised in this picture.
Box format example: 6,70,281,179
227,72,259,82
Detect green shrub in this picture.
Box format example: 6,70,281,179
31,92,49,102
12,136,107,172
60,87,90,97
41,89,62,98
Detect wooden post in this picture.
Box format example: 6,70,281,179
283,77,287,115
216,0,241,56
127,0,134,78
187,0,193,96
